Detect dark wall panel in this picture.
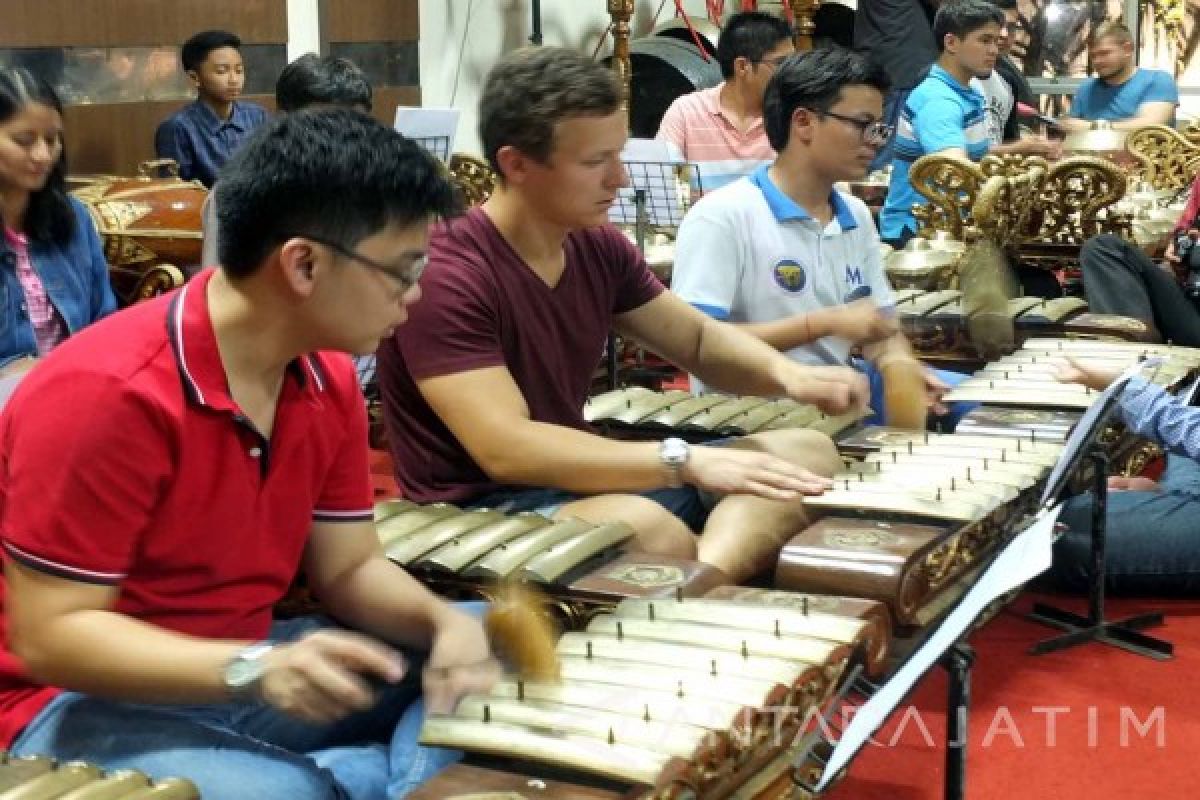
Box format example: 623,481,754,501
64,95,277,176
0,0,287,47
323,0,419,43
370,86,422,129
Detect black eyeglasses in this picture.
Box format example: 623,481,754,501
805,108,894,147
757,54,791,69
287,233,427,292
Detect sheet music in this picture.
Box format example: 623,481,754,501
1184,374,1200,406
608,138,690,227
393,107,460,163
814,504,1061,791
1038,356,1165,509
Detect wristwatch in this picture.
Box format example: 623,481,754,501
659,437,691,488
222,642,274,703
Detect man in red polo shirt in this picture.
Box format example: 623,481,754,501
0,109,493,799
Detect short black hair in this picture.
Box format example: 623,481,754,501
479,47,619,179
276,54,373,112
215,109,459,278
932,0,1005,51
716,11,794,80
0,68,73,245
181,30,242,73
990,0,1018,11
763,48,889,151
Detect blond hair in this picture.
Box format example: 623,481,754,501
1089,20,1133,47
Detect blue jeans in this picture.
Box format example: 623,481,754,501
856,359,974,429
11,607,487,799
466,483,712,531
1050,455,1200,595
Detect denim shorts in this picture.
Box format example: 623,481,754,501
464,484,712,531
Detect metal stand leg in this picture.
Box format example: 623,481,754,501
606,189,650,392
605,332,619,391
942,643,973,800
1028,448,1173,660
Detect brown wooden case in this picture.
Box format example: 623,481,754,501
774,517,969,626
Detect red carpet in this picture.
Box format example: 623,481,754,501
827,593,1200,799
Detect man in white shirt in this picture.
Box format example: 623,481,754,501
971,0,1057,155
673,47,950,422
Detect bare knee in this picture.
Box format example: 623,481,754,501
557,495,697,559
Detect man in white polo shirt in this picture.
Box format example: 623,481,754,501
673,47,951,422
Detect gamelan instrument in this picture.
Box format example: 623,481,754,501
0,753,198,799
884,235,964,291
1060,120,1135,167
70,160,207,305
893,288,1155,369
375,500,727,628
584,388,868,442
776,425,1064,626
942,338,1200,409
415,587,889,800
620,228,676,283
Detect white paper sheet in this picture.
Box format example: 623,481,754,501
1038,356,1164,509
393,107,460,163
814,504,1061,791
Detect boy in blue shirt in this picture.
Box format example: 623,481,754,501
155,30,270,187
1060,20,1177,132
879,0,1003,247
880,0,1059,247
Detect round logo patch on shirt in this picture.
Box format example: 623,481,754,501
772,259,807,292
844,285,873,303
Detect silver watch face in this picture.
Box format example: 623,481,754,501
225,643,272,690
225,658,263,689
660,437,690,465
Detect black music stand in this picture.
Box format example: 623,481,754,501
603,153,701,389
410,135,452,164
1025,359,1173,660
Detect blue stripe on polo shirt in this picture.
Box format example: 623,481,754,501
691,302,731,320
748,165,859,230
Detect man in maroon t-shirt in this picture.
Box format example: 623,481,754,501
0,110,494,799
377,48,870,582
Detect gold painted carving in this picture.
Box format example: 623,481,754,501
909,154,983,242
448,153,497,207
131,264,186,301
1126,124,1200,192
908,153,1129,253
605,563,686,588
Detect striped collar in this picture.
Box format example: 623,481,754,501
166,268,327,411
749,165,859,230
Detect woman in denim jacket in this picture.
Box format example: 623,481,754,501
0,68,117,371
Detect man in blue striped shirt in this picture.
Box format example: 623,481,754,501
1052,357,1200,594
879,0,1001,247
